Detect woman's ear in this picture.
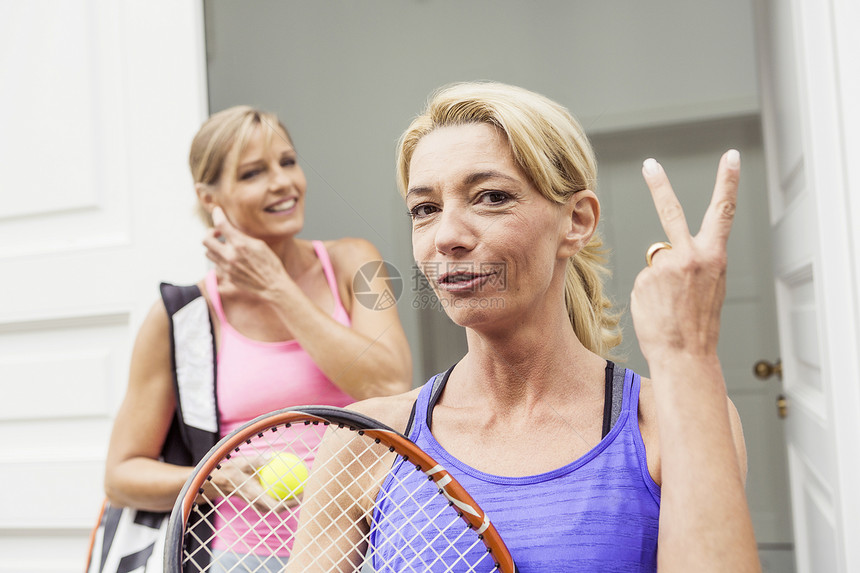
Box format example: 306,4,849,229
195,183,218,214
559,190,600,258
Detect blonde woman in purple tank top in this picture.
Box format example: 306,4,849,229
100,107,412,571
289,83,761,572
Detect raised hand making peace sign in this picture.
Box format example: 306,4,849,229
631,149,740,369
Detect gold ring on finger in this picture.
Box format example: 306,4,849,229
645,241,673,267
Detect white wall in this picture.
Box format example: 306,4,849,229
204,0,761,381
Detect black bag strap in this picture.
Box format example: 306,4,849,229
159,282,218,572
86,284,218,573
159,282,220,465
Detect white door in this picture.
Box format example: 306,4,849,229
0,3,208,572
754,0,860,571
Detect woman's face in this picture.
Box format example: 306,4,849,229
406,123,573,331
215,125,307,241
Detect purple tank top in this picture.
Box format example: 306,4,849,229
371,366,660,572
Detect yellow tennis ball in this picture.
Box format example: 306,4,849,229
258,453,309,500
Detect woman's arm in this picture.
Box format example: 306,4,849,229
104,298,287,513
640,379,748,488
102,300,193,511
300,236,412,399
631,151,760,572
203,208,412,400
284,426,387,572
104,299,277,513
286,392,419,571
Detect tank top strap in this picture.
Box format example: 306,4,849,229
620,367,639,414
408,380,432,440
407,366,453,440
204,270,228,324
620,366,661,502
312,240,349,320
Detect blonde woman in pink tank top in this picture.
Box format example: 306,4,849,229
101,107,412,571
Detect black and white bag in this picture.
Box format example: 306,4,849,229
85,283,219,573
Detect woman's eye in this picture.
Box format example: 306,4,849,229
409,204,438,219
281,157,297,167
239,169,261,181
481,191,509,205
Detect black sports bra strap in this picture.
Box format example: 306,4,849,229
403,400,418,438
429,368,450,407
424,365,454,431
602,361,614,438
601,360,625,438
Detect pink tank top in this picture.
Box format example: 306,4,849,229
208,240,354,556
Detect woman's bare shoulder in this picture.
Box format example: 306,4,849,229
346,386,423,434
324,238,382,268
322,238,384,295
637,374,655,415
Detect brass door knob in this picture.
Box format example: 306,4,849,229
753,359,782,381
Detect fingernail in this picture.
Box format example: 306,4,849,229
643,158,661,176
726,149,740,169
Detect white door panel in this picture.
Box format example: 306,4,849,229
0,2,208,571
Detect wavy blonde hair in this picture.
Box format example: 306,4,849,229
396,82,622,358
188,105,292,226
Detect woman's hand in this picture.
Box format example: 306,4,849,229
199,454,300,514
630,150,739,368
202,206,290,302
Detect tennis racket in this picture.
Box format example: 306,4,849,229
164,405,517,572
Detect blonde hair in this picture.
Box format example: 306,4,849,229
396,82,622,358
188,105,292,226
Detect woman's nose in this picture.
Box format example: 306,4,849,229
433,208,477,255
269,163,293,191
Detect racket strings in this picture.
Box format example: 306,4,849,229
367,462,497,572
293,429,500,572
181,419,503,572
184,422,327,571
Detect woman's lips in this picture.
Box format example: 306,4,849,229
436,271,496,292
264,197,298,213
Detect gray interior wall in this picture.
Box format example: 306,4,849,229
203,0,760,384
